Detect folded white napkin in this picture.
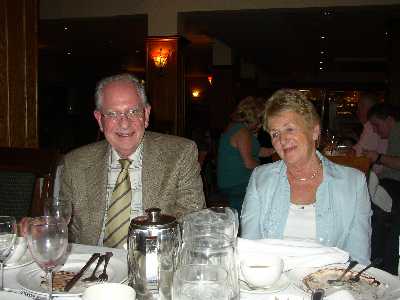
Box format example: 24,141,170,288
237,238,349,271
326,289,355,300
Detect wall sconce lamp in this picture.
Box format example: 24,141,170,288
152,48,171,68
207,75,213,85
192,89,201,98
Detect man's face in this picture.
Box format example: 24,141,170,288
94,80,151,158
369,116,392,139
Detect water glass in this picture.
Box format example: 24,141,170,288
180,233,239,300
0,216,16,290
27,216,68,300
182,208,238,243
44,197,72,225
172,264,229,300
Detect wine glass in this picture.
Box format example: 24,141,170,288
27,216,68,300
44,197,72,225
0,216,16,290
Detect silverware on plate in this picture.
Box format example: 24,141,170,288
64,252,101,292
97,251,113,282
327,260,358,285
349,257,382,283
304,280,325,300
82,254,106,282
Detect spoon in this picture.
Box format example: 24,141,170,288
349,257,383,282
327,260,358,285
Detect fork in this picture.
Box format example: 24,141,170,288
349,257,383,282
97,251,113,282
82,254,105,282
327,260,358,285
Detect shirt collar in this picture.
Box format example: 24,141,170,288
111,142,143,167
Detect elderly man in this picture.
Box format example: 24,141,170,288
364,103,400,275
60,73,205,248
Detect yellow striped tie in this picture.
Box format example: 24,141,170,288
104,159,132,248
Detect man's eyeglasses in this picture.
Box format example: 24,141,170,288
101,108,144,121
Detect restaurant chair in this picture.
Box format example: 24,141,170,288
272,152,371,175
326,155,371,175
0,147,61,220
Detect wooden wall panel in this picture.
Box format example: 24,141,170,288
25,0,38,147
0,0,10,146
0,0,38,148
145,36,188,136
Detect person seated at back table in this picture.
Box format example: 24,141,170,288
363,103,400,275
59,73,205,248
352,92,388,175
241,89,372,265
217,96,274,217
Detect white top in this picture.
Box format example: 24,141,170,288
283,203,317,242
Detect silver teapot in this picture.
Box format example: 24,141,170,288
127,208,180,300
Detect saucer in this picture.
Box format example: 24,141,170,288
240,273,290,294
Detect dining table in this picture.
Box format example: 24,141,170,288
3,242,400,300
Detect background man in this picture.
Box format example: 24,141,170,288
353,93,387,175
60,73,205,248
364,103,400,275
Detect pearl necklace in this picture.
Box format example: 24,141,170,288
289,160,322,182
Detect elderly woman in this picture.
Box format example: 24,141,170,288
217,96,274,216
241,89,372,265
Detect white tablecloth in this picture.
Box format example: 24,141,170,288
4,243,126,300
4,243,400,300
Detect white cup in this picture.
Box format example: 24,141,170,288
7,236,27,264
82,283,136,300
240,254,284,288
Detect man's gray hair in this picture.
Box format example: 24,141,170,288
95,73,148,110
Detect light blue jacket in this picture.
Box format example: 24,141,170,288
241,152,372,265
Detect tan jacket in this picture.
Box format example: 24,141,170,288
60,131,205,245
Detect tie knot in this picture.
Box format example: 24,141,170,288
119,159,131,170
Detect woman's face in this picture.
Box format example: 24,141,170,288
268,110,319,167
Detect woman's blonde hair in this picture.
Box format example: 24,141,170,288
231,96,265,128
264,89,320,131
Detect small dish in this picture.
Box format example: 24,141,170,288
239,273,290,294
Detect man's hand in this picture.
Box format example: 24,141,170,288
18,217,31,237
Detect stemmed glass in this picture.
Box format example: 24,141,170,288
27,216,68,300
0,216,16,290
44,197,72,225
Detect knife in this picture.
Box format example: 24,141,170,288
64,252,101,292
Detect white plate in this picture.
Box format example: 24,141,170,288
287,264,400,300
5,250,34,269
240,273,290,294
0,290,27,300
16,253,128,297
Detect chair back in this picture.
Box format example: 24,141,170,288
0,147,61,220
272,152,370,175
326,155,371,174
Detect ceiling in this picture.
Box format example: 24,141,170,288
181,5,400,73
39,4,400,84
